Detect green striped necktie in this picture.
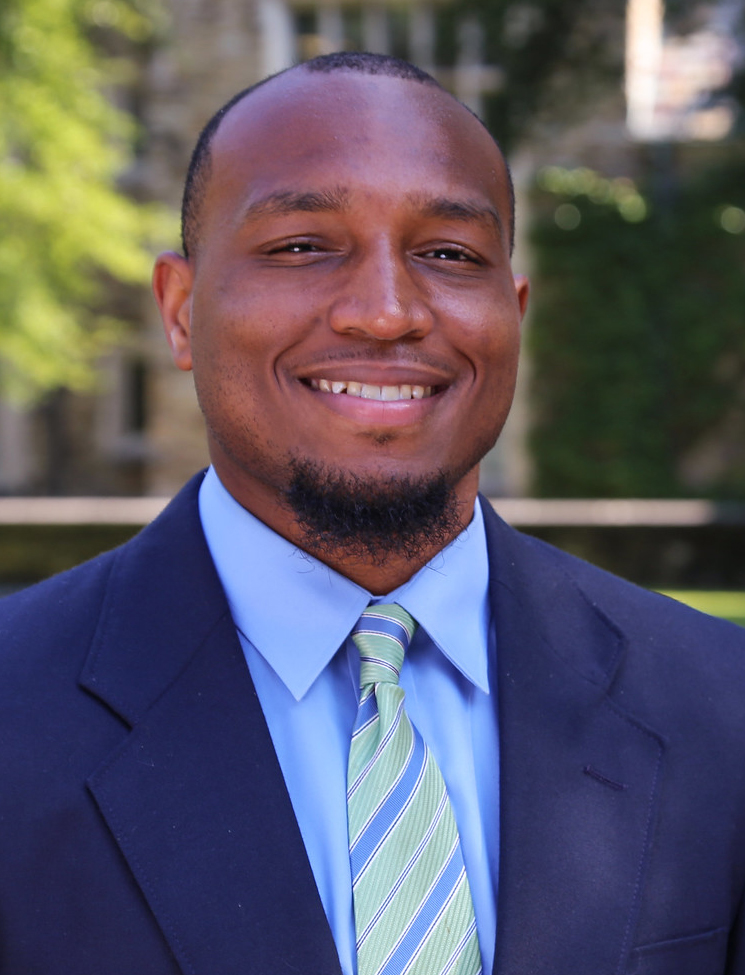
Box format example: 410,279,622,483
347,603,483,975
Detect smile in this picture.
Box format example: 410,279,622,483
307,379,434,401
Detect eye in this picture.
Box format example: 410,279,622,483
260,238,332,265
269,240,320,254
420,245,480,265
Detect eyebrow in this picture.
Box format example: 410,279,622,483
239,187,504,239
416,196,505,239
240,188,350,222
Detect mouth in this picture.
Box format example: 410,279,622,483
306,379,436,401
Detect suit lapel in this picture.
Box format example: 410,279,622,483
482,501,666,975
81,476,341,975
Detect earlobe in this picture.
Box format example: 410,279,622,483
152,251,195,372
514,274,530,320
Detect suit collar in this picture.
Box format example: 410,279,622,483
480,498,666,975
79,472,227,727
481,495,626,691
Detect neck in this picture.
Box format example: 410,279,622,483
291,507,475,593
213,461,480,594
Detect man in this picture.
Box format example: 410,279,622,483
1,52,745,975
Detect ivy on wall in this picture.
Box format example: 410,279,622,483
527,152,745,499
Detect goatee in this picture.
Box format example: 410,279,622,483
283,458,463,567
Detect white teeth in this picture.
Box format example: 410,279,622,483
308,379,434,400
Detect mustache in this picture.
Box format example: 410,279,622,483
296,346,454,373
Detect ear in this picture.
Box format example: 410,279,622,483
152,251,195,372
514,274,530,320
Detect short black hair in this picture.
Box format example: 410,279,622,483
180,51,514,257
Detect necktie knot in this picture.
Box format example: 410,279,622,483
351,603,416,688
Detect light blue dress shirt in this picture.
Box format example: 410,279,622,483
198,466,500,975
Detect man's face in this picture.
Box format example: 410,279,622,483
155,70,528,536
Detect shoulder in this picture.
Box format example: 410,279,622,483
517,520,743,646
0,547,118,683
480,497,745,713
0,473,207,687
481,494,744,640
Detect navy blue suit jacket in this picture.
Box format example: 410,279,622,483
2,472,745,974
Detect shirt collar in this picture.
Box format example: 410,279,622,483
385,503,490,694
198,467,491,700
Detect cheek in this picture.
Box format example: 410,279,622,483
490,322,521,373
195,272,315,362
456,309,521,378
438,277,520,345
188,319,265,427
465,319,521,423
190,293,274,378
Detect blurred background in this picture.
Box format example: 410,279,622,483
1,0,745,609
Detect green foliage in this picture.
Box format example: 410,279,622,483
0,0,172,401
661,591,745,628
452,0,623,152
527,154,745,499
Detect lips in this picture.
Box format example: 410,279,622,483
308,378,434,401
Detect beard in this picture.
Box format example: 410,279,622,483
283,457,464,567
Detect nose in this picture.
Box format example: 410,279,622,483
328,244,433,341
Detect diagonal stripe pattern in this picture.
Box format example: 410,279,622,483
348,604,483,975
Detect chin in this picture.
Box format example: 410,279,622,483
282,457,466,566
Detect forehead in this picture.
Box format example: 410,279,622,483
204,70,510,231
